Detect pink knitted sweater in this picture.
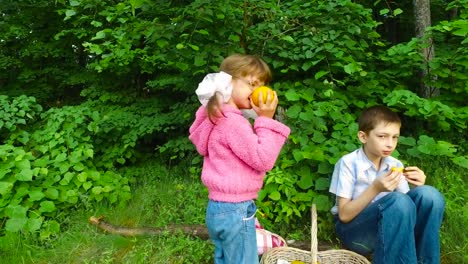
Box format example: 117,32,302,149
189,104,291,202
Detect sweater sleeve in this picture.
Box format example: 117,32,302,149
224,115,290,173
188,106,214,156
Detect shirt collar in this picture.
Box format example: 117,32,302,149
357,147,393,172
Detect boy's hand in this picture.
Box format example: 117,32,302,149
403,166,426,186
251,90,278,119
373,170,402,192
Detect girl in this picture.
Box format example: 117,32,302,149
189,54,290,264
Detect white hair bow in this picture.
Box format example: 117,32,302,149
195,71,233,106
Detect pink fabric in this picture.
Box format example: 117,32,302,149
255,219,287,255
189,104,290,202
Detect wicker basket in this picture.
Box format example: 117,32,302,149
260,205,370,264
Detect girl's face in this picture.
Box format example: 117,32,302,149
229,75,263,109
358,121,401,167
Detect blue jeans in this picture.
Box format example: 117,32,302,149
206,200,258,264
335,186,445,264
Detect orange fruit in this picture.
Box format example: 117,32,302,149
251,86,274,106
391,167,404,172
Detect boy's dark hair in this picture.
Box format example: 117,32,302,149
358,105,401,133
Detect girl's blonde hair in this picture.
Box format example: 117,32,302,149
207,54,272,121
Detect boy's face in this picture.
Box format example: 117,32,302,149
358,121,401,161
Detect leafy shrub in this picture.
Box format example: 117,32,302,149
0,96,131,239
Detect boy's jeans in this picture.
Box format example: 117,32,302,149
335,186,445,264
206,200,258,264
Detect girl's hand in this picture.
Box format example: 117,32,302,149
251,90,278,119
403,166,426,186
373,169,402,192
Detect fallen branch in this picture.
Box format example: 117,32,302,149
88,216,333,251
89,216,210,240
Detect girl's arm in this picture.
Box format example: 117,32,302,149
338,170,402,223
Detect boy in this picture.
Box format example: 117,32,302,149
329,105,445,264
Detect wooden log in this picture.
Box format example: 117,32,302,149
88,216,334,251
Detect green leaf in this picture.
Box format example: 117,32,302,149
65,9,76,18
156,39,169,48
15,159,30,170
17,169,33,181
314,71,329,80
452,28,468,37
197,29,209,35
29,190,46,201
0,181,14,195
312,131,327,143
315,177,330,191
379,8,389,15
398,136,416,146
176,62,188,71
45,220,61,233
284,90,300,101
77,172,87,182
26,218,43,232
313,195,331,211
60,172,74,185
194,56,206,67
91,20,102,27
45,188,59,200
317,162,333,174
69,0,80,7
83,181,93,190
91,31,106,41
299,110,314,121
92,186,103,195
188,44,199,51
5,217,28,232
39,201,56,213
344,63,358,74
73,162,85,171
5,205,28,218
393,8,403,16
281,36,295,43
297,171,314,190
452,156,468,169
268,191,281,201
292,149,304,162
55,153,67,162
292,192,312,202
84,149,94,158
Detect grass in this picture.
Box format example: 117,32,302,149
0,157,466,263
423,162,468,264
0,161,214,264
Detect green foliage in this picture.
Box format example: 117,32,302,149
401,156,468,264
431,0,468,96
0,160,212,264
0,96,131,238
0,95,42,142
0,0,93,104
0,0,467,253
384,90,468,132
79,88,197,167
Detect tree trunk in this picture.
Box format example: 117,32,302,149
413,0,439,98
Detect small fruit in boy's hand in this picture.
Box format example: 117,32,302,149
251,86,274,106
391,167,404,172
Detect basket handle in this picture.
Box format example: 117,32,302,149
311,204,318,264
